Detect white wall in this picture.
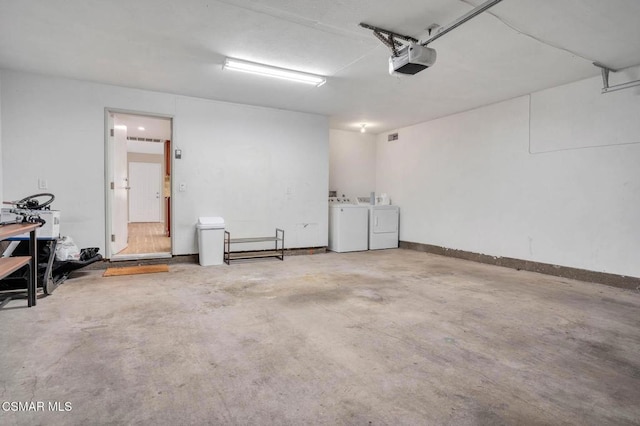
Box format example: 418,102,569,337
173,97,328,252
0,75,3,206
0,70,328,256
329,129,376,198
376,71,640,278
127,140,164,155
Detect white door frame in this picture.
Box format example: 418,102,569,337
111,115,129,255
104,108,174,260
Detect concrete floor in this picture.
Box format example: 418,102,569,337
1,249,639,425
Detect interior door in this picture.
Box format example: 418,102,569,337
111,116,129,254
129,162,162,222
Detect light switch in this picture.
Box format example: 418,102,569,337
38,178,48,189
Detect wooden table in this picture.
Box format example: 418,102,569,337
0,223,39,307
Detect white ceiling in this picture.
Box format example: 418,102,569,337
1,0,639,134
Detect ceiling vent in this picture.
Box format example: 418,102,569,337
127,136,163,143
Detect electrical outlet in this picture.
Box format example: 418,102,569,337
179,183,187,192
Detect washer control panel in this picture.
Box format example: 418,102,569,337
329,197,354,205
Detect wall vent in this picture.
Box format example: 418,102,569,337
127,136,163,143
388,132,399,142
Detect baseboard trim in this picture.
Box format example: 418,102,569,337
90,247,328,270
87,254,199,270
283,247,327,256
400,241,640,290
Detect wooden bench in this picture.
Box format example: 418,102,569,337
0,223,39,307
224,228,284,264
0,257,32,308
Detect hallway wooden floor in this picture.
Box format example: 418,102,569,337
117,222,170,255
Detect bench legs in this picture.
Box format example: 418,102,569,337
224,231,231,265
0,261,32,308
29,229,37,307
276,228,284,261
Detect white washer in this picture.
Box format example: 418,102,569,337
368,205,399,250
328,197,369,252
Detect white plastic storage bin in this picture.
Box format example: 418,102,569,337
196,217,225,266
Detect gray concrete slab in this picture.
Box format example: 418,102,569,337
1,249,639,425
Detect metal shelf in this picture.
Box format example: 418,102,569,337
224,228,284,264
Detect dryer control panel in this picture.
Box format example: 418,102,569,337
356,195,391,205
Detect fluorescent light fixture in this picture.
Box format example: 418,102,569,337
223,58,326,87
138,126,145,131
114,125,127,130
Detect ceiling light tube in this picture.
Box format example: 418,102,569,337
223,58,326,87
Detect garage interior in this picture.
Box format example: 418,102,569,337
1,0,639,424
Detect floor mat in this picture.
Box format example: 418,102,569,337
103,264,169,277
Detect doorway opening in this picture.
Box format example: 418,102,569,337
106,111,173,260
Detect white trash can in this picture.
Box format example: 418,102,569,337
197,217,225,266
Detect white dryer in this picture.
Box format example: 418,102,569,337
368,205,400,250
328,197,369,252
